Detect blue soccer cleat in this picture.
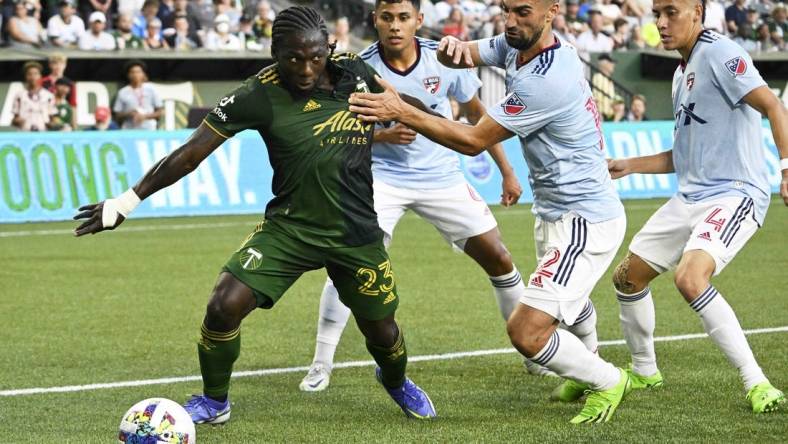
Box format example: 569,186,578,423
375,367,437,419
183,394,231,425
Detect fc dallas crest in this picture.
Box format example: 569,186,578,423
423,76,441,94
686,72,695,90
502,93,526,115
724,56,747,77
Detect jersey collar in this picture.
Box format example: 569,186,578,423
516,34,561,70
377,38,421,76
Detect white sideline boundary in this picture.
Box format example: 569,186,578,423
0,204,671,238
2,326,786,397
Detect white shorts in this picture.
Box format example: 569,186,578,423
521,213,626,325
373,179,498,249
629,195,759,276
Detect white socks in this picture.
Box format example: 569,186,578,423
566,300,599,353
311,278,351,368
691,285,766,390
531,329,621,391
489,267,525,321
616,287,658,377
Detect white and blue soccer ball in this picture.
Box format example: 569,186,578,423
118,398,195,444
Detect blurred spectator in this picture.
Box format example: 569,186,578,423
203,12,241,50
132,0,159,37
591,53,616,120
143,16,169,48
736,6,761,51
252,0,273,43
113,60,163,130
768,3,787,50
435,0,460,23
626,94,647,121
757,22,779,51
80,0,116,30
162,0,200,34
87,106,119,130
628,23,646,49
118,0,144,15
41,53,77,107
611,17,630,50
704,0,727,33
113,11,145,48
442,7,469,40
157,0,175,25
237,12,261,50
79,11,116,49
565,0,586,33
50,77,76,131
213,0,240,31
596,0,621,29
7,1,44,48
330,16,350,52
165,12,199,49
725,0,747,35
575,9,613,54
552,13,576,46
46,0,84,48
11,62,56,131
611,97,626,122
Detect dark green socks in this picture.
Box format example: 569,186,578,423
366,329,407,389
198,323,241,400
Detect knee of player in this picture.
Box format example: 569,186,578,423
673,267,709,301
205,288,245,326
612,255,644,294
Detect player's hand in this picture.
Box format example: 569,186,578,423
437,36,474,67
607,158,631,179
500,173,522,207
73,201,126,236
376,123,417,145
349,76,405,123
781,170,788,206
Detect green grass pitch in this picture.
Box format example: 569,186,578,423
0,197,785,442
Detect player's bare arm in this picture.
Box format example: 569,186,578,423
73,123,226,236
607,150,675,179
350,76,513,156
459,96,522,206
437,36,485,68
742,85,788,206
373,123,418,145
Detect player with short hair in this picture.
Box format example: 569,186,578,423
299,0,527,393
348,0,633,424
74,5,437,424
607,0,787,413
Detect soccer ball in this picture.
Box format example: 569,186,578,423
118,398,195,444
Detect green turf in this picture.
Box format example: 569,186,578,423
0,197,785,443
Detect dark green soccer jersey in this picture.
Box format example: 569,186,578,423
204,53,384,248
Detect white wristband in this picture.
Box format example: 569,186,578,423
115,188,141,217
781,158,788,171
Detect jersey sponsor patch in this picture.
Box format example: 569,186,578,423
502,93,526,115
423,76,441,94
724,56,747,77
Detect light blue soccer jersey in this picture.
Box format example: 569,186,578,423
671,30,770,224
478,33,623,223
360,37,482,189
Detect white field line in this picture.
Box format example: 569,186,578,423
2,325,786,398
0,203,668,238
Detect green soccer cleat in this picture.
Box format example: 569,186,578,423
746,382,785,414
550,379,589,402
625,365,664,390
570,369,631,424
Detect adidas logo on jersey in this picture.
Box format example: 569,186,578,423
303,100,321,112
698,232,712,241
383,292,397,305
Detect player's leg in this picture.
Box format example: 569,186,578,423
301,181,408,391
512,214,630,423
676,197,783,412
326,240,436,419
185,223,318,423
613,196,689,388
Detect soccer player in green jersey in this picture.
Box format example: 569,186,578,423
74,6,437,423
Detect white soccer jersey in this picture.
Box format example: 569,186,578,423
671,30,770,224
478,33,623,223
359,37,482,189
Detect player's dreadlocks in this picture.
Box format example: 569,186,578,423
271,6,335,56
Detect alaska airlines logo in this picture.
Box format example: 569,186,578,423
312,110,372,136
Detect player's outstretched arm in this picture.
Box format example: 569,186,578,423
459,96,522,206
73,123,226,236
607,150,675,179
350,76,513,156
437,36,485,68
742,86,788,206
